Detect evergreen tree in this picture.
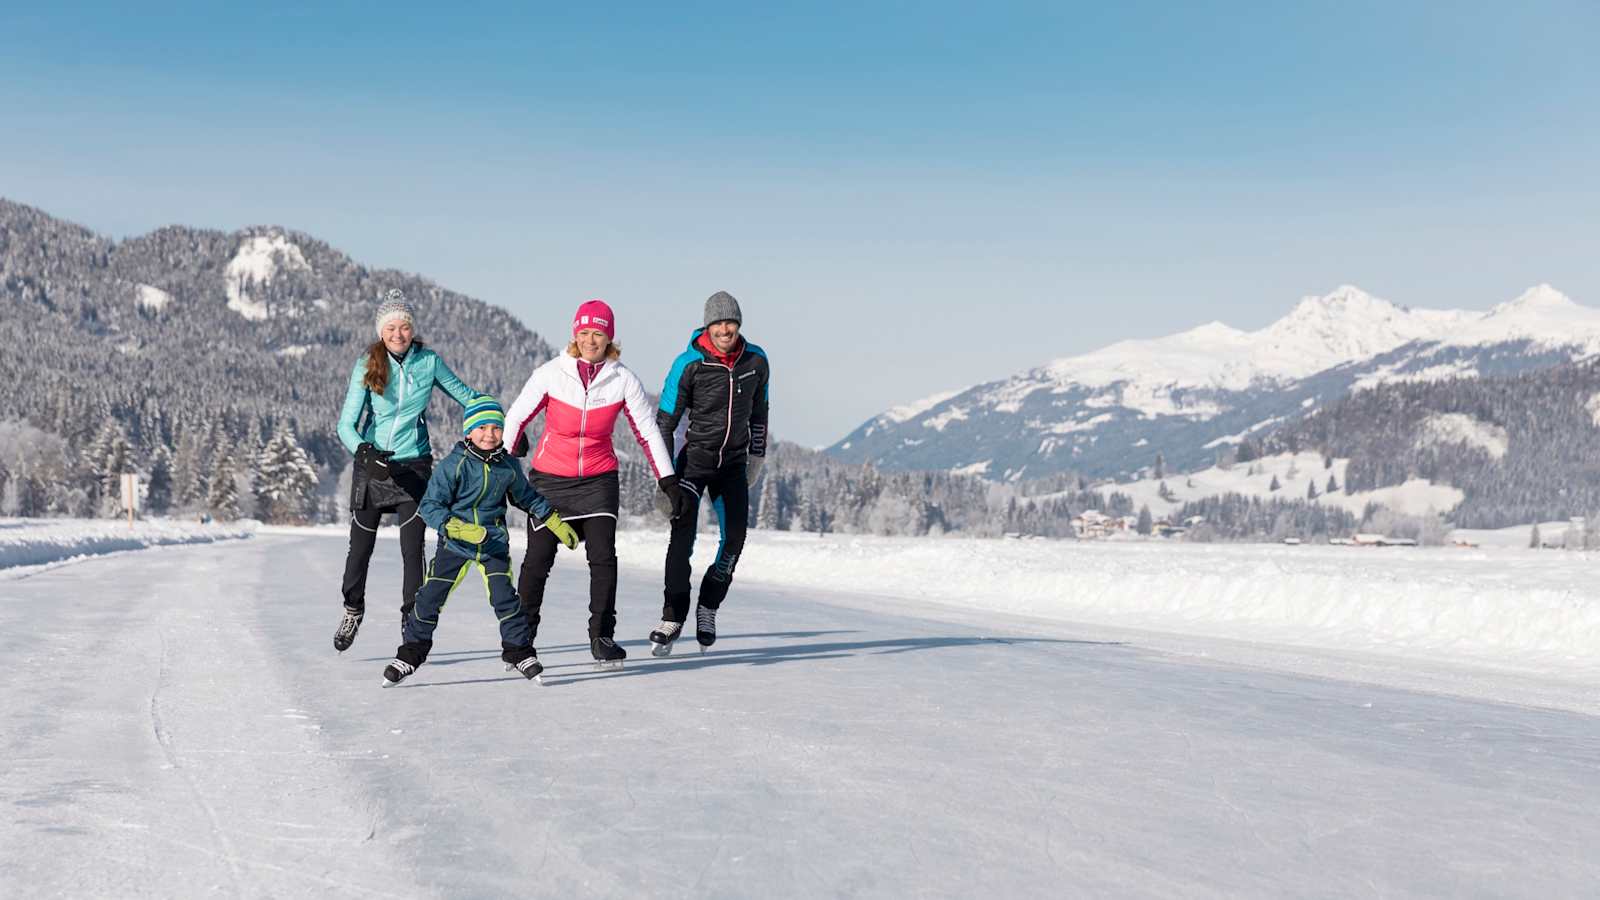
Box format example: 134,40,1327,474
1326,473,1339,494
1529,524,1541,549
1136,505,1153,536
1268,474,1281,492
145,445,174,514
253,425,320,524
1306,479,1319,500
208,451,241,521
755,464,780,530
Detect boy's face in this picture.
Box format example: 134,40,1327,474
468,423,503,451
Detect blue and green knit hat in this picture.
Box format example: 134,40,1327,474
462,395,506,435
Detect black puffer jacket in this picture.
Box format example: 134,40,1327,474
655,329,770,477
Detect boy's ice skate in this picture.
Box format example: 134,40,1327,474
503,649,544,684
648,619,682,657
381,658,416,687
591,636,627,670
334,606,364,653
696,605,717,652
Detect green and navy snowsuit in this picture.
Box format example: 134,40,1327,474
402,441,556,656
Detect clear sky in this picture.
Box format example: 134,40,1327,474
3,2,1597,446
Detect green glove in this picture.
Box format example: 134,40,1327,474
445,517,486,544
545,512,578,550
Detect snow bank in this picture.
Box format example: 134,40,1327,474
614,529,1600,680
0,518,254,573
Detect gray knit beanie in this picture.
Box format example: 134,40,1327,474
703,291,742,328
374,288,416,338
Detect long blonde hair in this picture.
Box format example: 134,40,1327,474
566,340,621,361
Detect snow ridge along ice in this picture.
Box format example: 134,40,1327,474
0,518,254,572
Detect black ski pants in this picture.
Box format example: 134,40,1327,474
340,501,428,620
662,460,749,624
518,516,619,641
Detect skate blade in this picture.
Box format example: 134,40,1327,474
651,642,674,658
380,678,400,688
592,660,625,671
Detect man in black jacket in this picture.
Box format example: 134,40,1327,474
649,291,771,654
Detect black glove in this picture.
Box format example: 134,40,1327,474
355,442,395,480
510,429,529,458
658,475,692,521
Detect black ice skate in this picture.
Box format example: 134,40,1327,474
380,658,416,687
503,649,544,684
591,636,627,670
333,606,364,653
648,619,682,657
695,605,717,651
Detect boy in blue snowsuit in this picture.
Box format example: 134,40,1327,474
381,396,580,687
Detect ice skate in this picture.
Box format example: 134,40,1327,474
380,658,416,687
333,606,364,653
696,605,717,651
591,636,627,670
648,619,682,657
504,650,544,684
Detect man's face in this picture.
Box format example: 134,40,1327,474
707,320,740,354
468,423,503,451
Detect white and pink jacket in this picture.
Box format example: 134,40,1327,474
505,355,675,481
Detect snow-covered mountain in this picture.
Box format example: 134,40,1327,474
828,285,1600,480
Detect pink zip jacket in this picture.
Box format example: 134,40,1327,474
505,355,675,480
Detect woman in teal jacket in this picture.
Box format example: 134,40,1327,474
333,289,478,653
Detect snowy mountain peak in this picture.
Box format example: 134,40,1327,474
224,231,311,321
1491,283,1575,315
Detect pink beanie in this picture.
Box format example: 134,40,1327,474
572,299,616,341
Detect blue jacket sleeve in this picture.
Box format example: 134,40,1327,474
655,355,696,460
431,353,478,407
506,462,554,521
419,454,464,531
337,359,371,455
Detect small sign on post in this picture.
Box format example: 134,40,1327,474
120,472,139,528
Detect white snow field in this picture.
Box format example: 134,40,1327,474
3,528,1599,898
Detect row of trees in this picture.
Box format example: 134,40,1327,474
0,416,324,524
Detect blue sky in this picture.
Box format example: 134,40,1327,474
3,2,1597,445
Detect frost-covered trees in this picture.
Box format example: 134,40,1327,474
254,425,320,523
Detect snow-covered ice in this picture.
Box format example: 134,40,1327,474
1,526,1597,897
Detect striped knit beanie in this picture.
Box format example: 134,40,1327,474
462,395,505,435
375,289,416,338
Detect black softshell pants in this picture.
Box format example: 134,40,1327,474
662,460,749,624
518,516,619,641
340,458,431,621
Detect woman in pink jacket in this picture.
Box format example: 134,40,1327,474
504,300,686,666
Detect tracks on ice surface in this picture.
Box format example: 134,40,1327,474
148,629,249,896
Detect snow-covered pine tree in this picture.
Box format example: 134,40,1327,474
253,425,319,524
756,462,780,530
1136,505,1153,535
208,450,241,521
1268,474,1281,492
145,445,174,515
1307,479,1319,500
1326,473,1339,494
